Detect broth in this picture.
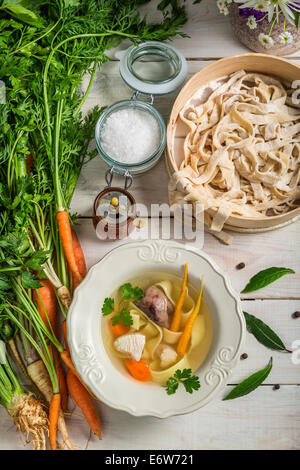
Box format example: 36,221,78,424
101,271,213,386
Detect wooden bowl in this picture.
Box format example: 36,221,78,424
166,54,300,232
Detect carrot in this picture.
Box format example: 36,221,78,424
170,264,188,332
27,359,74,450
49,346,68,412
56,211,83,284
110,321,130,338
177,276,204,357
33,280,57,333
66,370,101,439
60,349,82,380
71,230,87,290
49,393,61,450
33,281,68,411
124,359,151,382
62,319,70,353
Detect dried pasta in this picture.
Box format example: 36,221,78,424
169,70,300,233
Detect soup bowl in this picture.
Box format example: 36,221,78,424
67,240,245,418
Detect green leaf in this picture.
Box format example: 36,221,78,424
0,320,16,342
1,4,44,28
223,358,273,400
294,11,299,28
244,312,288,352
166,377,179,395
0,274,10,291
166,369,200,395
0,340,6,365
21,271,42,289
102,297,114,316
111,308,133,327
120,283,143,301
24,250,49,271
241,267,295,293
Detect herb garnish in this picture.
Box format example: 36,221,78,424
102,297,114,316
166,369,200,395
120,283,143,301
111,309,133,327
101,282,143,327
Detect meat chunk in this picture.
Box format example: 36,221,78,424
135,285,174,328
158,345,177,369
113,333,145,362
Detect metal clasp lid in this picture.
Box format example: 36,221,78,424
131,91,154,106
105,166,133,190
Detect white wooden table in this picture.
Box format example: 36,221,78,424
1,0,299,450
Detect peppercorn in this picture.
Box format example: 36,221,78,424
292,311,300,319
274,384,280,390
236,262,245,270
241,353,248,360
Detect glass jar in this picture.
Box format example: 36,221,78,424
93,41,187,240
95,41,187,177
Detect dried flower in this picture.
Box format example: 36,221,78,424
247,14,258,27
278,30,293,43
258,32,275,47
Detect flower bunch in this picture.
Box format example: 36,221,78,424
217,1,300,48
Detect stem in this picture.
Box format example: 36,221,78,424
54,99,64,211
43,31,136,145
7,131,24,191
73,35,104,117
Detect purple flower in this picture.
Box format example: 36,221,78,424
237,4,267,22
237,1,300,21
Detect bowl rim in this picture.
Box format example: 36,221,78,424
67,239,245,418
166,53,300,224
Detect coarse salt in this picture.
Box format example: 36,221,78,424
100,108,161,164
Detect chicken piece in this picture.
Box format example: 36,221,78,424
158,345,177,369
113,333,145,362
135,285,174,328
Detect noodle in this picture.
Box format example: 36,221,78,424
169,70,300,232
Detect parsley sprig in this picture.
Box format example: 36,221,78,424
111,309,133,327
102,297,114,316
166,369,201,395
102,283,143,327
120,283,143,301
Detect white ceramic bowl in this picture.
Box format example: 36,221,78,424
67,240,245,418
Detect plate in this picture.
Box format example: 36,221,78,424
67,240,245,418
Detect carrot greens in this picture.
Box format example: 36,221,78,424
0,0,188,448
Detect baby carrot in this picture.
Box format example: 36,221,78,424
49,393,61,450
177,276,204,357
56,211,83,284
67,370,101,439
124,359,151,382
170,264,188,332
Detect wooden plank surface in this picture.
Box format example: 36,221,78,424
2,0,300,452
74,218,300,300
1,385,299,450
139,0,300,60
71,59,300,217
